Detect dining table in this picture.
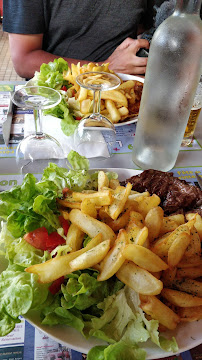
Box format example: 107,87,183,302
0,79,202,360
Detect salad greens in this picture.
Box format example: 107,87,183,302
33,58,80,136
0,151,178,359
34,58,69,90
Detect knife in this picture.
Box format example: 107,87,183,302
195,172,202,190
2,91,14,146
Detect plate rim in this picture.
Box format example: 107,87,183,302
23,167,202,358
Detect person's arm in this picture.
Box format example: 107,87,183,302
8,33,89,79
9,34,149,78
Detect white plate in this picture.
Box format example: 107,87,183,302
24,168,202,358
26,74,144,127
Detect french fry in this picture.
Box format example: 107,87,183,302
178,306,202,322
107,183,132,220
168,232,191,267
118,106,129,117
101,90,128,107
78,87,88,101
98,207,112,224
69,239,110,271
116,261,163,295
151,223,191,258
172,278,202,297
69,209,116,244
66,223,85,252
97,229,128,281
133,226,149,246
177,255,202,268
159,218,178,235
126,210,145,229
161,288,202,307
117,80,135,91
25,233,103,283
144,206,164,241
81,198,97,218
98,171,109,191
183,228,201,258
105,99,121,123
177,266,202,279
186,213,202,239
167,214,185,226
72,190,112,206
107,207,132,232
80,98,91,114
140,295,180,330
136,194,161,218
57,198,81,210
123,244,168,272
126,224,142,244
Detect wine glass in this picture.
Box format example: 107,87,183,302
73,71,121,162
12,86,65,174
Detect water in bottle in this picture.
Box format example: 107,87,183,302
132,0,202,171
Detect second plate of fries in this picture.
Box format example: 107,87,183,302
63,62,144,126
24,168,202,358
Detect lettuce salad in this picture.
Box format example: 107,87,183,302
0,151,178,360
33,58,83,136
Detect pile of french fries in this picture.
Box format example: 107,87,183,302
26,171,202,332
63,62,143,124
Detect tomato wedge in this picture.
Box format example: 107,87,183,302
24,226,66,252
24,227,49,251
49,276,64,295
46,231,66,251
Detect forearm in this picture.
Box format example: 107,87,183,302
12,49,89,79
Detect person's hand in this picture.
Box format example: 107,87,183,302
107,38,150,75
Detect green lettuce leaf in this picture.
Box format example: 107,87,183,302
0,264,49,326
67,150,89,170
0,223,50,267
0,172,61,237
87,342,146,360
125,287,179,353
42,161,96,192
34,58,69,90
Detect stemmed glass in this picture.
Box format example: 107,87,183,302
73,71,121,161
12,86,65,173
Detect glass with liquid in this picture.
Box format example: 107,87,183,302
181,82,202,146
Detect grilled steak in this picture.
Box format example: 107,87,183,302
121,169,202,215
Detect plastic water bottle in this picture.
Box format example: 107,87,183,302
132,0,202,172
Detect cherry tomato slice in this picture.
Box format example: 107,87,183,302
59,215,70,236
49,276,64,295
75,116,82,120
24,227,49,251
